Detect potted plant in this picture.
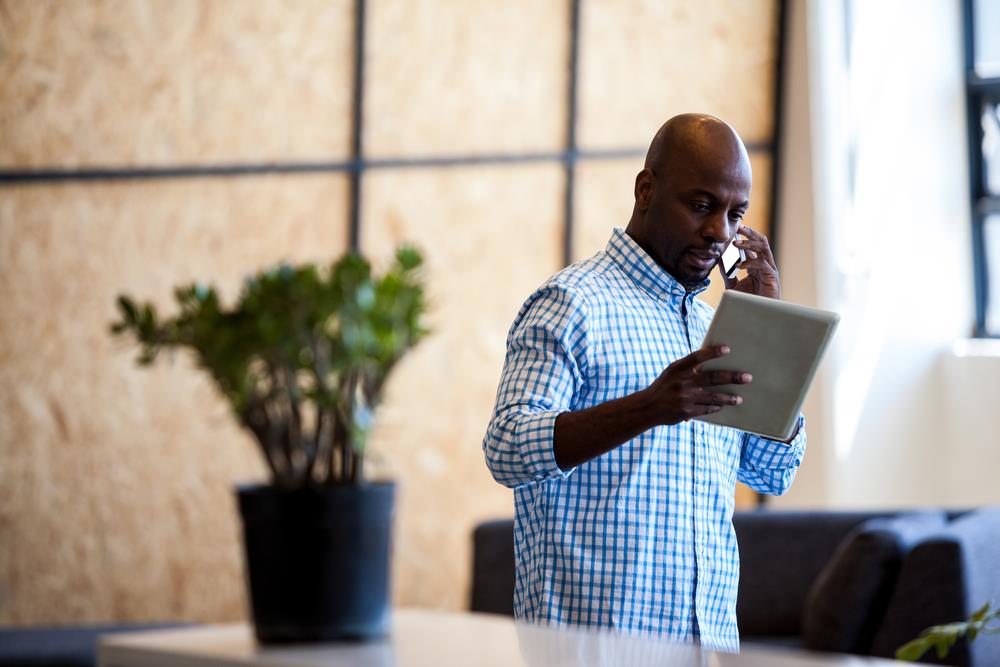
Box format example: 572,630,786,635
111,247,428,643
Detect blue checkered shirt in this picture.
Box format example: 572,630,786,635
483,228,806,652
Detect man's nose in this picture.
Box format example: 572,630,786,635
702,213,729,244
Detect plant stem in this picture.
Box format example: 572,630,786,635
310,406,327,482
261,396,292,484
344,372,360,483
243,402,282,482
264,361,296,482
351,451,363,483
280,365,305,483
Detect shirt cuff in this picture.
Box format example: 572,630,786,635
516,410,575,481
744,415,806,469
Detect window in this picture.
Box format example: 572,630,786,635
964,0,1000,335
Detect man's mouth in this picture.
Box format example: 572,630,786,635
684,249,720,271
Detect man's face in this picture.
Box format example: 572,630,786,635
635,149,752,288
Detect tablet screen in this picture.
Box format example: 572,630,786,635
694,291,839,440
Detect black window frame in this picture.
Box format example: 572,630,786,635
962,0,1000,337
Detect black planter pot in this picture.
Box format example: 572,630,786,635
237,481,395,643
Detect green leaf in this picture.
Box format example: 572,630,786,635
896,636,933,661
895,604,1000,663
971,602,992,622
117,295,138,321
934,632,959,659
396,245,423,271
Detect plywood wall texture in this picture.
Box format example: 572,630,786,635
0,0,354,168
0,0,781,625
365,0,568,157
0,176,348,624
361,164,564,611
578,0,778,149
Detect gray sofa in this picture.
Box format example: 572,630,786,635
471,507,1000,665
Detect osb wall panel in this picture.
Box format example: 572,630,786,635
0,0,353,168
364,0,568,157
0,0,783,625
572,159,641,263
573,154,773,509
360,164,564,611
0,175,348,624
578,0,777,149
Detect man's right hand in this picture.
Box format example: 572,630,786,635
553,345,752,470
644,345,752,425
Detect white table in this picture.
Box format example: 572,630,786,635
98,608,921,667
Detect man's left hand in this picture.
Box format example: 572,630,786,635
722,224,781,300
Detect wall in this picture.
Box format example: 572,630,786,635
773,0,998,510
768,0,832,507
0,0,782,624
940,340,1000,506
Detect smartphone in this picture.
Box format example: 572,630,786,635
720,238,745,279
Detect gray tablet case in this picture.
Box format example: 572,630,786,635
694,290,840,441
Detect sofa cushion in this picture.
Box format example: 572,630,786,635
470,519,515,616
871,507,1000,666
801,511,947,655
735,511,900,637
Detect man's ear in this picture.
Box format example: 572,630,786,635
634,168,655,211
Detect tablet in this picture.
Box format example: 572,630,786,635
694,290,839,441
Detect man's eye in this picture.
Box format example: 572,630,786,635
691,202,710,212
729,212,745,222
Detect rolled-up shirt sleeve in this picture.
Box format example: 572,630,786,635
483,283,590,489
737,415,806,496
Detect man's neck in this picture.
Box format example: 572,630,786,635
623,226,698,292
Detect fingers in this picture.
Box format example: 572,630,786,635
737,223,768,243
652,347,749,423
734,240,771,264
693,369,753,387
732,256,772,273
693,390,744,407
734,238,773,263
726,226,782,299
670,344,730,372
688,404,724,416
734,225,777,270
683,391,742,418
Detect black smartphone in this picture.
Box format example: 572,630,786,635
720,238,745,279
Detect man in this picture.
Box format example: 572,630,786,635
482,114,805,652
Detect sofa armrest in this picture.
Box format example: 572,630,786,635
871,507,1000,666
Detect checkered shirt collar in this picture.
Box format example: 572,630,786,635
605,227,710,300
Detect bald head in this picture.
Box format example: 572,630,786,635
626,113,754,289
643,113,750,177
